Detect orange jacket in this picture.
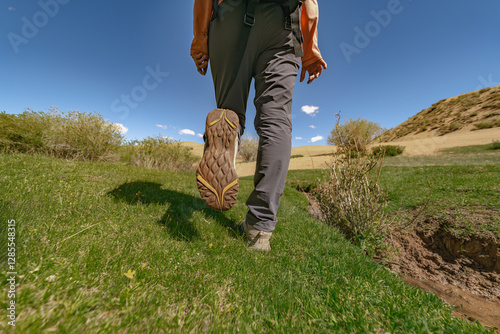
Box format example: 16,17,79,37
191,0,323,67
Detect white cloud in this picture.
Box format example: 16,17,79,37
179,129,195,136
301,105,319,116
197,133,203,138
295,137,303,140
156,124,167,130
310,135,324,143
162,136,174,141
115,123,128,134
309,125,316,129
8,7,16,11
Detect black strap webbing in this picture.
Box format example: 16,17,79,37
276,1,303,57
211,0,218,21
219,0,258,106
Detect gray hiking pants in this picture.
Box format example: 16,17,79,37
209,1,301,232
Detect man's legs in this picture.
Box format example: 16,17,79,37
245,38,300,233
208,0,255,137
209,1,300,234
198,1,255,212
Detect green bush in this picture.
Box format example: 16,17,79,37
327,114,386,152
474,120,500,130
128,136,198,172
317,114,389,255
43,109,124,161
0,110,52,153
449,122,461,131
371,145,404,157
316,149,388,254
1,108,123,161
238,135,259,161
492,140,500,150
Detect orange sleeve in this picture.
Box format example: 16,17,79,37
301,0,323,66
191,0,213,56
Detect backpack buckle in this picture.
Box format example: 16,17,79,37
284,16,292,30
244,13,255,27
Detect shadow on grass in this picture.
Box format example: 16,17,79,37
107,182,242,241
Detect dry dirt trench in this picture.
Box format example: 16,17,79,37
387,217,500,330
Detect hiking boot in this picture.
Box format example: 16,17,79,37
196,109,239,211
241,220,272,252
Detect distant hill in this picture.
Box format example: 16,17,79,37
379,86,500,142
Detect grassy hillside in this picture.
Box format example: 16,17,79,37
0,153,495,333
379,85,500,142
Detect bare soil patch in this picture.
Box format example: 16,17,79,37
383,207,500,330
305,193,500,330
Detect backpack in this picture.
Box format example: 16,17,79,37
268,0,304,15
213,0,304,105
212,0,304,26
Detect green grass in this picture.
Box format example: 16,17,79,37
381,149,500,167
439,143,500,154
0,153,494,333
378,143,500,168
378,164,500,212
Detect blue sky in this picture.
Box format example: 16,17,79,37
1,0,500,146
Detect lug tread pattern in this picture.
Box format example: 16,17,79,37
196,109,239,211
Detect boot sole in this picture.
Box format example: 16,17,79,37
196,109,239,211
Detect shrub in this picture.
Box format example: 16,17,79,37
43,109,124,161
439,122,462,135
448,122,461,131
485,112,499,118
0,108,123,161
372,145,404,157
317,113,389,254
129,136,198,172
492,140,500,150
0,110,52,153
316,150,388,254
238,135,259,161
327,115,386,152
474,120,500,130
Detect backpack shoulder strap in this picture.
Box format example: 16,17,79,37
219,0,258,106
281,0,303,57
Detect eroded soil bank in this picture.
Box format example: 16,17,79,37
385,208,500,330
307,196,500,330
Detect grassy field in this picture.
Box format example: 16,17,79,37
0,152,497,333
